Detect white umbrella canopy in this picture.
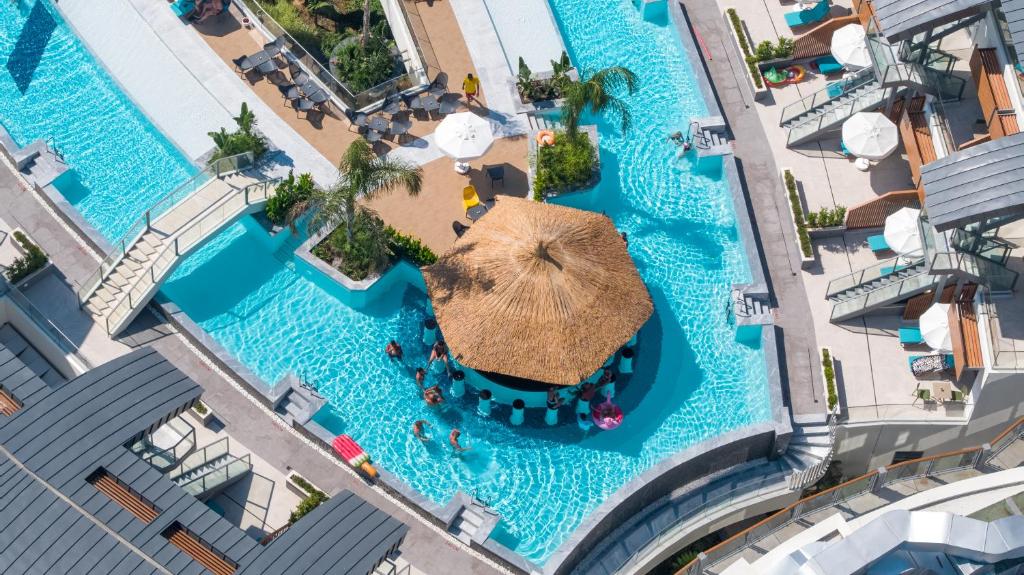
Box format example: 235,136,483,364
842,112,898,160
920,303,952,352
884,207,923,255
434,112,495,160
831,23,871,69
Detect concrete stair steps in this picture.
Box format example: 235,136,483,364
790,436,832,448
790,444,831,459
83,299,110,315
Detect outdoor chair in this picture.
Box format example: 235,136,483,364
429,72,448,96
452,220,469,238
439,93,460,115
307,89,331,110
485,165,505,188
232,55,256,75
816,55,844,75
463,185,487,220
278,84,300,100
389,112,413,143
784,0,830,28
291,67,310,87
913,388,931,402
345,109,368,134
950,389,965,402
867,234,890,252
899,326,923,345
263,37,286,58
290,97,316,118
382,94,403,115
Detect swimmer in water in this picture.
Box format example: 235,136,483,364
449,429,471,452
385,340,403,361
412,419,432,441
414,367,426,389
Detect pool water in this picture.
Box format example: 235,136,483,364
0,0,195,241
164,0,770,563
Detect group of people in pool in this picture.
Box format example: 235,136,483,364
385,338,471,452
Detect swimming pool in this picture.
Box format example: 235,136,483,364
163,0,770,563
0,0,195,241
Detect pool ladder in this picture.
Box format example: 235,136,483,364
45,137,65,162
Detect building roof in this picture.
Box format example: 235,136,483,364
1003,0,1024,62
0,347,406,575
922,132,1024,231
871,0,990,41
422,197,653,386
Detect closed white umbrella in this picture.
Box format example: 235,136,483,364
831,24,871,69
434,112,494,160
842,112,898,160
920,303,952,352
884,207,922,255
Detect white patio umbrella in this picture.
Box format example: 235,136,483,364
842,112,898,160
883,207,923,255
920,303,952,352
831,24,871,69
434,112,494,162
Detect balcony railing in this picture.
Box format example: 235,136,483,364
675,416,1024,575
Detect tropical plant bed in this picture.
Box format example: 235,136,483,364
286,470,326,498
312,214,436,282
820,346,838,413
530,127,600,200
723,9,769,101
515,51,575,106
4,229,49,285
780,167,814,267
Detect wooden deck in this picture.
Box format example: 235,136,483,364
793,15,861,60
845,189,920,230
165,523,237,575
0,387,20,416
971,48,1021,140
898,96,938,202
88,470,158,523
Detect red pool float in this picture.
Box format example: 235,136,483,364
592,397,624,431
332,434,378,478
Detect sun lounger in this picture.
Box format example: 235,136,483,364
816,55,844,75
908,354,953,376
785,1,831,28
867,234,890,252
899,326,923,345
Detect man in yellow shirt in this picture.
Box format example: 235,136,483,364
462,73,481,105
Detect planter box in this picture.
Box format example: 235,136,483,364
820,346,839,415
188,401,216,426
6,228,53,290
808,225,846,239
528,125,601,200
722,11,770,102
779,168,815,269
286,470,325,498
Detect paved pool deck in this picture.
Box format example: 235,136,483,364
478,0,566,76
0,160,506,575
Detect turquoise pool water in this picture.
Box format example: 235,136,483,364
163,0,770,563
0,0,195,241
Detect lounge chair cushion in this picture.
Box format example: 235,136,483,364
816,56,844,75
867,235,890,252
785,1,831,28
899,326,923,344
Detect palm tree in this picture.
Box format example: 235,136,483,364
561,66,638,137
289,139,422,245
360,0,372,48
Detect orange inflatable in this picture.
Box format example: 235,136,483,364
536,130,556,147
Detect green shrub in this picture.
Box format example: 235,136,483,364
385,227,437,266
727,9,763,89
670,550,700,571
822,348,838,411
208,103,267,164
533,131,597,196
784,170,812,258
265,171,315,226
754,40,775,62
806,205,847,229
192,400,208,415
774,37,795,59
5,231,47,283
290,474,326,497
313,211,392,281
330,26,397,92
289,490,329,523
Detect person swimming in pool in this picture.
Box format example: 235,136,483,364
428,340,449,374
449,429,471,452
669,130,692,153
412,419,431,441
386,340,403,361
546,387,564,410
414,367,427,388
424,384,444,406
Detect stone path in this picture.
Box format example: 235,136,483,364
677,0,825,419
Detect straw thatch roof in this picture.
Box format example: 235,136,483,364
422,198,652,386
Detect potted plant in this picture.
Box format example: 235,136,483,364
188,399,215,426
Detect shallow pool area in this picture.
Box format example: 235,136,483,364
0,0,195,241
162,0,770,562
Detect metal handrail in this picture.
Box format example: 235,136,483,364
826,255,927,300
779,67,876,126
77,153,254,307
102,177,278,334
675,417,1024,574
786,83,890,140
0,276,91,369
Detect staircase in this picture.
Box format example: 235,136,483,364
447,500,497,545
274,377,326,425
729,286,773,327
688,115,732,158
128,417,196,472
828,258,940,322
526,111,561,131
785,417,837,491
168,438,252,500
77,153,278,336
786,82,894,146
272,231,305,269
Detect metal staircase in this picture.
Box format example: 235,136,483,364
785,417,837,490
786,82,894,146
780,67,877,127
76,153,279,336
827,256,940,322
168,438,251,500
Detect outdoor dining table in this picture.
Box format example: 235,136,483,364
414,93,440,112
932,381,952,402
249,50,277,75
298,79,321,97
367,116,389,134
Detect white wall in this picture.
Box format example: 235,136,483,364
0,298,88,378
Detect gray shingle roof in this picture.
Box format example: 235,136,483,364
923,132,1024,231
0,346,407,575
872,0,990,40
1003,0,1024,63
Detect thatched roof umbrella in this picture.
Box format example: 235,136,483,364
422,198,653,386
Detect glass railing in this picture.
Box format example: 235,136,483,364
103,178,278,333
951,228,1011,264
930,251,1019,292
826,255,926,300
77,153,254,306
674,418,1024,575
237,0,428,111
129,417,196,471
787,85,891,144
172,437,230,478
179,455,252,497
779,67,876,126
0,276,89,369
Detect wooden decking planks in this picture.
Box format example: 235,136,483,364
846,190,920,229
88,470,158,523
0,387,20,416
164,524,237,575
793,15,861,59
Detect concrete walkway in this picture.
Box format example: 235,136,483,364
677,0,825,419
56,0,340,186
0,161,505,575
